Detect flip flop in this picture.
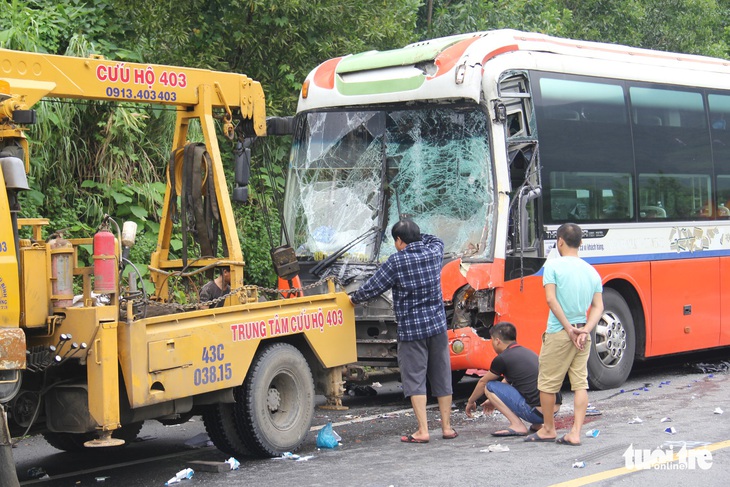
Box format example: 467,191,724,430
556,434,581,446
492,428,527,437
401,434,429,444
442,430,459,440
524,432,556,442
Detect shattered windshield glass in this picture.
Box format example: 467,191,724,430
283,106,494,262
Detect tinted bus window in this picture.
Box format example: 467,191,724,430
533,74,634,223
709,93,730,218
629,86,712,220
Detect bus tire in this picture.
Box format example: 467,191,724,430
588,288,635,390
234,343,314,457
202,403,251,457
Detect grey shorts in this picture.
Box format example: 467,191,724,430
398,331,453,398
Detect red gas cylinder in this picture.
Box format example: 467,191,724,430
93,228,117,293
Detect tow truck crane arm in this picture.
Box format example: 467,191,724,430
0,48,266,298
0,48,265,130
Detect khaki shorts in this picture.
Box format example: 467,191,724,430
537,330,591,393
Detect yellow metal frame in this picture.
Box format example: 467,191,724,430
1,48,356,438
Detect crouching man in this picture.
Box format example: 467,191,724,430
465,322,561,436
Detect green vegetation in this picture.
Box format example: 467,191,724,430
3,0,730,287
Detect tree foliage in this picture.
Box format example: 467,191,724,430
3,0,730,288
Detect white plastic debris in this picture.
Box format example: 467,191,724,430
572,461,586,468
585,429,600,438
664,427,677,435
273,452,314,462
628,417,643,424
165,468,194,485
585,404,602,416
480,444,510,452
184,432,213,448
660,417,672,423
714,407,723,415
225,457,240,470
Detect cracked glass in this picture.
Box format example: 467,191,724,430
284,106,494,262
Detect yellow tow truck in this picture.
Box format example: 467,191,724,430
0,48,355,484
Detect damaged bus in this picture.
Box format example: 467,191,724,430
281,30,730,389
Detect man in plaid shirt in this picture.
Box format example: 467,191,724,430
350,219,457,443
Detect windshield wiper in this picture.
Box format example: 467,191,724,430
310,226,380,277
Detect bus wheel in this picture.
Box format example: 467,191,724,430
202,403,251,457
234,343,314,457
588,288,635,390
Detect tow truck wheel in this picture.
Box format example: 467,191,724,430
42,422,143,452
202,403,251,457
234,343,314,457
587,288,636,390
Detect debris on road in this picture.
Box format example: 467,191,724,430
690,360,730,374
273,452,314,462
165,468,194,485
480,444,510,453
586,404,602,416
660,417,672,423
27,467,48,479
585,429,600,438
714,407,723,415
316,421,341,448
572,461,586,468
628,417,643,424
184,432,213,448
664,427,677,435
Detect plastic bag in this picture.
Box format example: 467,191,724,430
316,421,341,448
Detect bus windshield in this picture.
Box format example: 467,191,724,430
283,106,494,262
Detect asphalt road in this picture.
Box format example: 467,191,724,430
11,350,730,487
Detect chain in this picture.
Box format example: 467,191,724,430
134,276,343,312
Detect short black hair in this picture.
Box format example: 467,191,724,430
490,322,517,342
557,223,582,248
219,266,230,275
391,219,420,244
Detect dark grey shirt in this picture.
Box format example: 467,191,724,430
199,280,229,308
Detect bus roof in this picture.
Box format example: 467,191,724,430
298,29,730,112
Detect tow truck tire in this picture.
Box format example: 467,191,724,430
234,343,314,457
202,403,251,457
587,288,636,390
42,422,143,452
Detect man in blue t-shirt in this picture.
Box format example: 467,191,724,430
526,223,603,446
465,322,561,436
